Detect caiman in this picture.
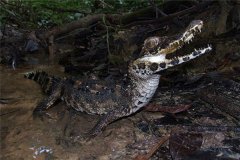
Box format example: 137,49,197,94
25,20,212,137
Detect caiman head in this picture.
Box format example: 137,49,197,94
129,20,212,79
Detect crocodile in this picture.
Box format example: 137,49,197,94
25,20,212,137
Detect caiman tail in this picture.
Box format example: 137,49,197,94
24,71,61,95
24,71,63,112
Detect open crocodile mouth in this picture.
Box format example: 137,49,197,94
130,20,212,78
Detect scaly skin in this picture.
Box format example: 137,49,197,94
25,20,212,137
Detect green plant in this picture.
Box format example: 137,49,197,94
0,0,163,29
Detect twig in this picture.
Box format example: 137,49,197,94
134,134,170,160
124,1,213,28
144,104,191,114
41,14,110,39
148,0,167,18
172,126,240,133
0,109,20,116
102,15,111,56
99,0,114,9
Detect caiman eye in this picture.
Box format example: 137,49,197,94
142,37,163,55
144,37,159,49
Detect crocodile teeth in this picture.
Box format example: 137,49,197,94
198,26,202,32
207,44,212,49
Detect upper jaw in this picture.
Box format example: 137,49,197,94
140,20,204,57
157,20,203,55
182,20,203,44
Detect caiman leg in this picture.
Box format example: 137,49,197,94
33,85,62,114
88,105,132,137
88,74,160,137
89,104,191,137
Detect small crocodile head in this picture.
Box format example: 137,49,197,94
129,20,212,79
